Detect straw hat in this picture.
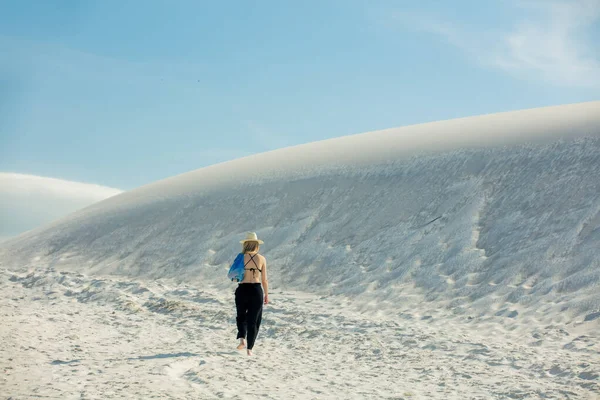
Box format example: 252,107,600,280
240,232,264,244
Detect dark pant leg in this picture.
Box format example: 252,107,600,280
235,286,247,340
256,307,262,334
246,285,264,350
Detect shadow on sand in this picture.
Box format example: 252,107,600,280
50,352,200,365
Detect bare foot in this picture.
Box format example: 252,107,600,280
237,339,246,350
247,349,253,356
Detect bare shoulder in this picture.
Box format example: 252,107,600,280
258,253,267,266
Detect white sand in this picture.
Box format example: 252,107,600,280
2,268,598,399
1,102,600,398
0,173,122,240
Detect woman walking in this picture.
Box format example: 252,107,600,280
235,232,269,356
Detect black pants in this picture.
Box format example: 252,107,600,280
235,283,263,350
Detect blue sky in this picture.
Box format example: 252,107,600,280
1,0,599,190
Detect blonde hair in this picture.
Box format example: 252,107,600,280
242,241,259,254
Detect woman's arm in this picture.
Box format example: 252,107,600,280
262,258,269,304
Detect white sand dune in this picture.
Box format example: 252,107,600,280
1,101,600,399
0,172,122,239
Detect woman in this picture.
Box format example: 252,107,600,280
235,232,269,356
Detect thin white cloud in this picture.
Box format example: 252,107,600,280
393,0,600,87
0,173,122,239
493,0,600,86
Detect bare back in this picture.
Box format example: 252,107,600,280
240,253,267,284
